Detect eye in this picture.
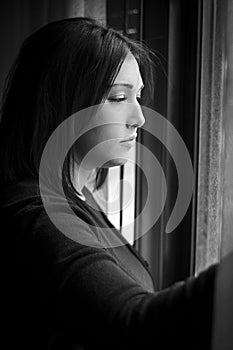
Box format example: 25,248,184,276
108,96,126,103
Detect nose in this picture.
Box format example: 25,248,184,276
127,102,145,129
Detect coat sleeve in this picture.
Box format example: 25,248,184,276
10,207,233,350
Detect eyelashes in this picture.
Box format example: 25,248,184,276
108,97,126,103
107,96,142,103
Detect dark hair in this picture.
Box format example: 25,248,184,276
0,17,155,192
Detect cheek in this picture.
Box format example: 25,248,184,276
75,127,119,160
92,125,123,144
91,129,120,157
74,119,128,169
97,103,127,126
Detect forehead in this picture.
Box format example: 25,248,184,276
114,53,143,87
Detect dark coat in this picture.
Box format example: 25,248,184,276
1,178,217,349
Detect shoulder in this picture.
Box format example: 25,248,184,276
1,178,104,250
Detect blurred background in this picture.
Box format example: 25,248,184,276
0,0,232,293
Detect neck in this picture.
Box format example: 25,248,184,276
72,163,95,194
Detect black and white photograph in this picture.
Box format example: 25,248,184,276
1,1,233,349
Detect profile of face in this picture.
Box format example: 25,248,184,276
76,52,145,170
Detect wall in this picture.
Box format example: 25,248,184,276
195,0,226,273
0,0,106,106
221,0,233,257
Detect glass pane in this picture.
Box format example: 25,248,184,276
106,143,136,244
121,146,136,244
106,167,121,230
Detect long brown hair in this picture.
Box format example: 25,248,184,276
0,17,155,193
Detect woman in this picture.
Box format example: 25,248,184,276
0,17,229,350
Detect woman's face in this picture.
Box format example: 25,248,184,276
77,53,145,169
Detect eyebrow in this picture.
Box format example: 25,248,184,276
111,83,144,90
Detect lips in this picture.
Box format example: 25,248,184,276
120,134,137,143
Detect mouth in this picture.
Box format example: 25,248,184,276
120,134,137,143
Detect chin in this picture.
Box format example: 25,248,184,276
102,158,128,168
